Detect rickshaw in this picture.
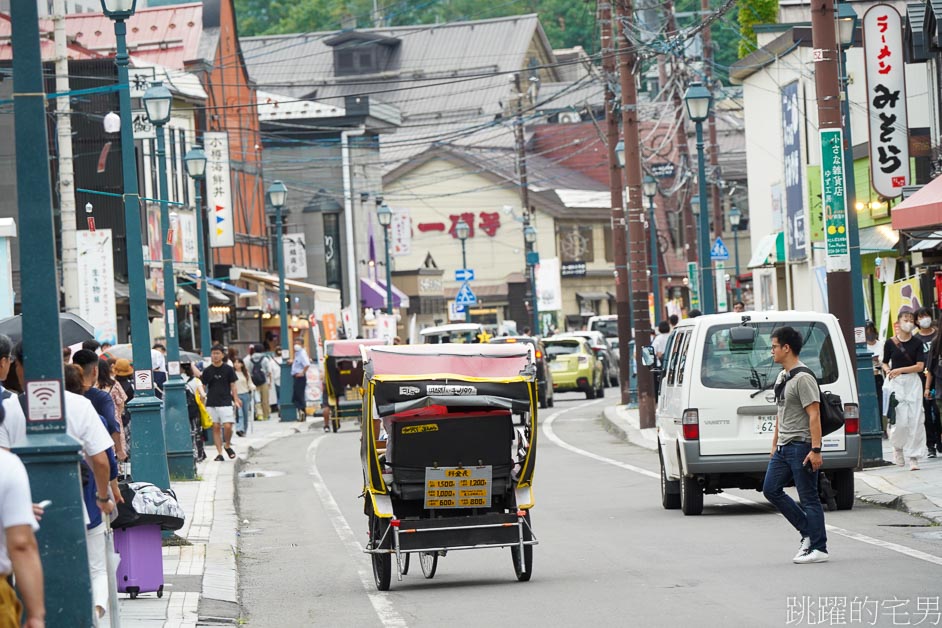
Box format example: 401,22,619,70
360,343,539,590
322,338,388,432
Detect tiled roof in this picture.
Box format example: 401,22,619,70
0,13,103,61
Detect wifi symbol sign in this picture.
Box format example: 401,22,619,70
135,370,153,391
32,386,56,405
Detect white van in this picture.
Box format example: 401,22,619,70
419,323,486,344
657,311,861,516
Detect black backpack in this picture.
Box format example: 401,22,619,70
250,357,267,386
183,379,200,422
776,366,845,437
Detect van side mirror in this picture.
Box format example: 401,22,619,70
729,325,757,347
641,345,656,367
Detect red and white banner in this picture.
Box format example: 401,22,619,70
863,4,910,198
204,131,235,247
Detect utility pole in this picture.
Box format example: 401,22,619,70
54,0,79,313
599,0,631,405
514,73,539,336
810,0,856,357
701,0,723,241
664,0,698,265
617,0,656,428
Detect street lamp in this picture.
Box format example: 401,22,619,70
184,146,211,363
455,218,470,322
685,81,715,314
101,0,169,491
728,205,742,302
615,140,626,168
835,1,880,463
376,203,394,315
11,1,93,617
523,223,539,336
144,82,194,480
643,175,661,322
268,181,296,422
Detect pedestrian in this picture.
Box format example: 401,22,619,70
688,309,702,318
232,358,255,437
668,314,679,330
0,440,44,628
733,301,746,313
651,321,670,364
883,308,927,470
151,344,167,399
82,339,101,354
268,349,281,415
97,359,128,461
865,321,886,437
914,307,941,457
762,326,829,564
227,346,239,364
248,343,272,421
0,334,13,396
182,362,207,463
62,346,71,364
291,342,311,419
201,345,240,461
72,350,126,462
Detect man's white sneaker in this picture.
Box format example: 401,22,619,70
793,536,812,561
794,549,829,564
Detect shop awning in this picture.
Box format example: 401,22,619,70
575,292,611,301
177,277,229,305
235,268,328,295
891,176,942,230
858,224,899,253
748,232,785,268
909,230,942,251
360,277,410,310
185,274,257,299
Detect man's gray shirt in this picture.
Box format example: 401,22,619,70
776,362,820,445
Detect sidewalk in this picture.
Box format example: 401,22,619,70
117,415,317,627
601,405,942,524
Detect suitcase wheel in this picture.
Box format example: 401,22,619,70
157,585,164,599
128,587,139,600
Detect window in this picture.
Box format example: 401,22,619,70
699,322,838,390
559,225,594,263
334,46,378,75
676,332,692,386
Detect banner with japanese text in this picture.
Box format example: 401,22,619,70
283,233,308,279
863,4,910,198
390,208,411,257
77,229,118,345
204,131,235,247
819,129,851,272
781,81,807,260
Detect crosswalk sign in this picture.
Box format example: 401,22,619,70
710,237,730,261
455,281,477,306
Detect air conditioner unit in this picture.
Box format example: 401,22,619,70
901,185,923,200
558,112,581,124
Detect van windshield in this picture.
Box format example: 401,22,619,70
700,322,839,390
590,319,619,338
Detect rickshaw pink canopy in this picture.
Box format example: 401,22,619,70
367,344,532,379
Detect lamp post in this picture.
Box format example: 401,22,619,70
144,82,195,480
684,81,715,315
101,0,170,491
836,2,881,464
729,205,742,302
523,224,539,336
643,175,661,321
455,218,470,322
184,147,212,362
10,0,93,618
269,181,296,422
376,203,394,315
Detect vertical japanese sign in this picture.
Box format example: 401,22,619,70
390,208,411,256
781,81,807,261
204,132,235,247
715,261,728,312
863,5,909,198
283,233,308,279
322,213,343,291
77,230,118,345
820,129,851,272
535,257,562,311
686,261,700,310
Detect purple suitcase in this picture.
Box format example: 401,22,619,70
113,524,164,599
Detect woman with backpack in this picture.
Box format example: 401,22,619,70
182,362,207,463
233,358,256,437
248,344,272,421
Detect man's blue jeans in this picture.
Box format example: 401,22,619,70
762,441,827,552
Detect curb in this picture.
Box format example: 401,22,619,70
600,407,657,451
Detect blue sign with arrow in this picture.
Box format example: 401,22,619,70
455,268,475,282
710,237,730,261
455,281,477,306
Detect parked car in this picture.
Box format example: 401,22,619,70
555,331,619,387
543,336,604,400
489,336,554,409
420,323,486,344
656,311,861,516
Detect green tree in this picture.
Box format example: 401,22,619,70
737,0,778,58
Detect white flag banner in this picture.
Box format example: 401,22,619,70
77,230,118,345
863,4,910,198
536,257,563,311
283,233,308,279
204,131,235,247
390,208,411,257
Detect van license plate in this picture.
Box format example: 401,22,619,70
755,415,776,434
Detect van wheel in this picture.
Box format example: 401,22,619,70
679,462,703,516
660,448,680,510
596,376,605,398
830,468,855,510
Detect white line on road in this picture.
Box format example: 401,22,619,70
306,436,409,628
543,409,942,567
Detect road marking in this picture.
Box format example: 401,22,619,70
306,436,409,628
543,410,942,567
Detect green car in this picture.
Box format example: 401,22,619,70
544,337,604,399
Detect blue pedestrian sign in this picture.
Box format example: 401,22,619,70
455,281,477,306
710,237,730,261
455,268,475,282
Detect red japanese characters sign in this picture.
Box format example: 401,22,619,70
416,211,502,238
863,4,910,198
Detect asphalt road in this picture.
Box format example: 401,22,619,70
236,392,942,627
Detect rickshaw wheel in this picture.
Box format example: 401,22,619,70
331,418,340,433
401,553,411,576
370,515,392,591
420,552,438,579
511,511,533,582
